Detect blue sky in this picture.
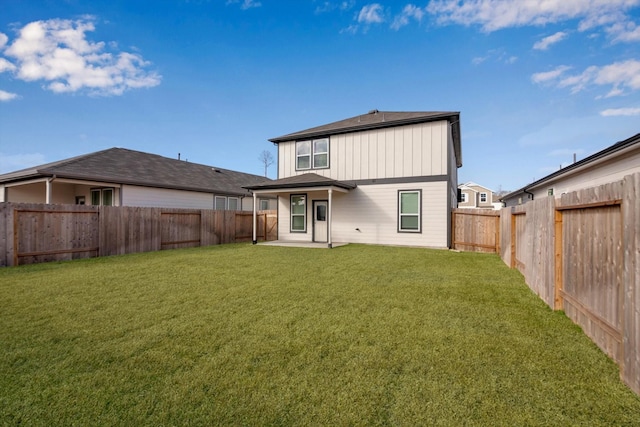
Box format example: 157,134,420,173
1,1,639,192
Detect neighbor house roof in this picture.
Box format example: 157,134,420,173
501,132,640,202
269,110,462,167
244,173,356,191
0,148,270,197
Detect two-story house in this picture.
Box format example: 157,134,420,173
457,182,497,209
245,110,462,248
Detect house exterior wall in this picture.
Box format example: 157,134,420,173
277,121,450,181
531,148,640,200
276,180,450,248
503,144,640,207
121,185,215,209
458,189,476,208
5,182,46,203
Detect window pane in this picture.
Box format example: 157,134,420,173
228,198,239,210
316,204,326,221
313,153,328,168
297,155,310,169
313,139,328,153
401,192,419,214
91,190,101,206
215,196,226,210
401,216,419,230
102,189,113,206
260,199,269,210
291,196,305,214
292,215,305,230
296,141,310,155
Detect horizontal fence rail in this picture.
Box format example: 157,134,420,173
0,203,277,267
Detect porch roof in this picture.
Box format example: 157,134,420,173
243,173,356,193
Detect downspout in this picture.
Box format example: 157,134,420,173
45,175,56,204
252,192,257,244
524,189,534,202
327,188,333,249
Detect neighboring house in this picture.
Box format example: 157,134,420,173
0,148,275,210
245,110,462,248
457,181,497,209
502,133,640,207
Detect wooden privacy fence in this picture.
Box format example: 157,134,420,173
451,173,639,395
0,203,277,267
451,208,500,253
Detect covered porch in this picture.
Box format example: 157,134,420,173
258,241,349,248
245,173,356,249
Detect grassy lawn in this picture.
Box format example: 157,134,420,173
1,244,639,426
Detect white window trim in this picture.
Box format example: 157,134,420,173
398,190,421,233
215,196,227,210
228,197,239,211
312,138,329,169
296,138,329,171
460,193,467,203
290,194,307,233
295,141,311,171
90,188,115,206
480,192,488,203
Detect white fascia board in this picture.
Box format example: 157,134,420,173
250,185,351,195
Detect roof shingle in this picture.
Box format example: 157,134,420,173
0,148,271,196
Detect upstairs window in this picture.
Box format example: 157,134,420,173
460,193,467,203
296,141,311,170
313,139,329,168
480,192,488,203
296,138,329,170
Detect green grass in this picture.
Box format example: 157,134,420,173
1,244,639,426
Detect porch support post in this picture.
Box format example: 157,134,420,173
45,177,54,204
252,192,257,244
327,188,333,249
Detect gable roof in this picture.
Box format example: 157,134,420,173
269,110,462,167
459,182,493,193
244,173,356,191
501,132,640,201
0,148,270,197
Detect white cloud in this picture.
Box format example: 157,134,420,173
472,48,518,65
315,1,355,13
226,0,261,9
391,4,425,30
426,0,640,35
533,31,568,50
0,32,8,48
1,18,161,96
0,89,19,101
0,152,46,173
531,65,572,83
358,4,384,24
0,57,16,73
600,107,640,116
533,60,640,97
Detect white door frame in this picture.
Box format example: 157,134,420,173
313,200,328,243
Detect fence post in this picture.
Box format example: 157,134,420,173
554,209,564,310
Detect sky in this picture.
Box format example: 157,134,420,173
0,0,639,192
